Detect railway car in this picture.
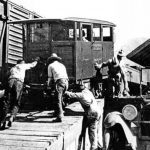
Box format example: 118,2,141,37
0,0,41,85
9,17,116,93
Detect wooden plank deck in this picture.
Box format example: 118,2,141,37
0,99,104,150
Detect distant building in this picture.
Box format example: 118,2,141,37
127,39,150,67
126,39,150,95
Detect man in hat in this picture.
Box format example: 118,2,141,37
82,30,88,42
47,53,68,122
64,84,101,150
7,57,40,127
94,50,129,97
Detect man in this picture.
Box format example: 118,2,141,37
7,57,39,127
47,53,68,122
0,89,8,130
64,84,101,150
94,50,129,97
82,30,89,42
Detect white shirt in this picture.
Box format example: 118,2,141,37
65,88,101,116
48,61,68,84
9,61,37,82
82,36,88,42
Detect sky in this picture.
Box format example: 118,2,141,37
10,0,150,52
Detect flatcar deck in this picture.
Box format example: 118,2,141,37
0,99,104,150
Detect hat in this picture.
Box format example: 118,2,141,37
48,53,62,61
117,49,125,57
75,83,86,91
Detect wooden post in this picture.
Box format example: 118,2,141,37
140,68,142,96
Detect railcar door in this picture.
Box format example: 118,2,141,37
76,23,93,81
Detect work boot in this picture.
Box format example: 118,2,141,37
0,121,6,130
53,117,62,122
7,116,14,127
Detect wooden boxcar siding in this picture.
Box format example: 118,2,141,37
92,41,114,77
51,42,75,80
92,42,104,76
24,41,75,83
75,42,93,81
27,43,50,60
6,1,41,64
101,42,114,76
24,41,50,83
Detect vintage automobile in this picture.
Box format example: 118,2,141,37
100,39,150,150
103,65,150,150
103,96,143,150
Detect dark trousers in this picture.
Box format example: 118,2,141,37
0,97,9,124
107,74,123,97
8,78,24,118
54,79,68,118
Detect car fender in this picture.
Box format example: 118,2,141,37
104,111,137,150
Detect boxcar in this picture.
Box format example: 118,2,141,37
0,0,41,84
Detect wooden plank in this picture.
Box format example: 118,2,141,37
0,134,56,142
9,119,81,133
46,135,63,150
9,36,23,44
0,100,104,150
8,50,23,57
0,126,63,149
9,25,23,34
10,9,29,19
9,30,23,39
10,12,29,20
9,45,23,52
64,117,82,150
8,55,22,61
0,130,61,139
0,139,50,148
0,145,44,150
9,40,23,48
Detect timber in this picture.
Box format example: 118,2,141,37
0,99,104,150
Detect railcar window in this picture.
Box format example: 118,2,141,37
103,26,113,41
82,24,91,42
51,22,74,41
29,23,49,43
93,24,101,41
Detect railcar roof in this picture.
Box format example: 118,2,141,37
8,17,116,26
65,17,116,26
